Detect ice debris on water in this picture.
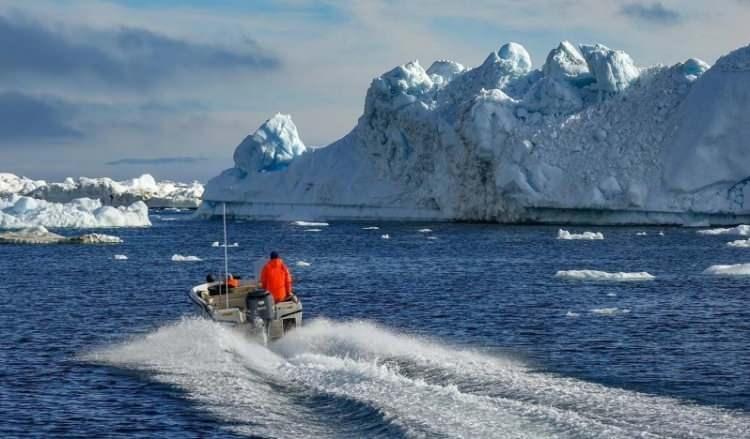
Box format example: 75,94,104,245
557,229,604,240
381,234,390,240
566,311,580,318
212,241,238,247
0,226,122,244
555,270,655,281
727,239,750,248
305,229,322,232
362,226,380,230
294,221,329,227
114,254,128,260
636,232,648,236
591,307,630,316
418,228,433,233
171,254,202,262
296,261,311,267
698,225,750,236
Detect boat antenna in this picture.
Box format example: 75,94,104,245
223,202,229,309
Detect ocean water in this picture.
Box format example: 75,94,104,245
1,212,749,438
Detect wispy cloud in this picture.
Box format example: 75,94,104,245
0,13,280,89
0,92,81,143
620,2,682,25
106,156,208,166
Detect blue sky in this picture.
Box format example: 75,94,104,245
1,0,748,182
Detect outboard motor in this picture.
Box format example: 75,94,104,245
245,290,275,330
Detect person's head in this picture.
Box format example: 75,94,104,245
270,251,279,260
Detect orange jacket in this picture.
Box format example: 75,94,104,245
260,259,292,302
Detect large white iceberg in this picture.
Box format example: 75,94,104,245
200,40,750,225
0,195,150,229
2,173,203,208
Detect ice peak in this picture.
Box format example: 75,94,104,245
233,113,307,173
543,41,592,84
580,44,640,92
498,42,532,74
714,43,750,72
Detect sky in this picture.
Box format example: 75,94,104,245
1,0,749,182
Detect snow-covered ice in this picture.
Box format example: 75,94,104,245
296,261,311,267
0,195,150,229
3,173,203,208
114,254,128,260
555,270,655,281
703,263,750,276
698,225,750,236
0,226,122,244
557,229,604,240
171,254,202,262
199,41,750,225
727,239,750,248
381,234,390,240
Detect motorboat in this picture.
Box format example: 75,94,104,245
188,277,303,341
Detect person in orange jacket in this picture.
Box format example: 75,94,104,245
260,251,296,303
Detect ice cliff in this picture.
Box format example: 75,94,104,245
201,41,750,224
0,173,204,209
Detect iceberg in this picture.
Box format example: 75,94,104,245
199,40,750,225
555,270,655,281
114,254,128,260
0,195,150,229
171,254,202,262
698,225,750,236
557,229,604,240
727,239,750,248
0,226,122,244
2,173,203,208
703,263,750,276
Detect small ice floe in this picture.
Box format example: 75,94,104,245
607,292,617,297
591,307,630,316
77,233,123,244
171,254,202,262
727,239,750,248
565,311,580,318
114,254,128,260
362,226,380,230
381,234,390,240
212,241,239,247
658,231,665,236
703,263,750,276
697,225,750,236
296,260,311,267
636,232,648,236
427,236,438,240
557,229,604,240
293,221,329,227
555,270,655,281
418,228,433,233
305,228,322,232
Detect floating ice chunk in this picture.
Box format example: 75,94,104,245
591,307,630,316
565,311,580,318
0,195,150,229
727,239,750,248
555,270,655,281
703,263,750,276
381,234,390,240
212,241,239,247
211,241,220,247
171,254,202,262
296,261,311,267
607,292,618,297
427,236,438,240
77,233,123,244
0,226,67,244
362,226,380,230
698,225,750,236
305,228,322,232
658,231,665,236
636,232,648,236
418,228,433,233
234,113,307,173
293,221,329,227
114,254,128,260
557,229,604,240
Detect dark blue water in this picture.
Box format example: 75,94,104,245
1,212,749,437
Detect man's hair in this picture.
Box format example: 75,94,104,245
270,251,279,259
